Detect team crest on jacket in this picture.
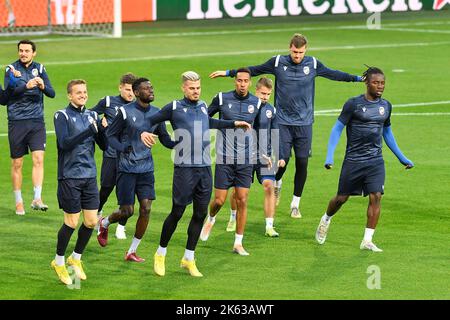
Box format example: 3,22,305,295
32,68,39,77
266,110,273,118
201,106,207,115
303,66,310,75
248,105,255,113
379,107,385,115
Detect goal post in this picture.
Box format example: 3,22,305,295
0,0,122,38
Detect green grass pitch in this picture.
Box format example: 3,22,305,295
0,11,449,300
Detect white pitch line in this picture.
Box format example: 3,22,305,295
38,41,450,66
394,101,450,107
315,100,450,114
1,20,449,44
380,27,450,34
393,113,450,116
315,112,450,116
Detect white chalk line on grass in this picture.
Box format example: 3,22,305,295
1,101,449,137
316,112,450,116
0,20,449,44
36,40,450,66
315,100,450,114
379,27,450,34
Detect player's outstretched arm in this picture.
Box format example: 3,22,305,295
316,59,363,82
209,70,227,78
325,120,345,169
383,126,414,169
210,57,276,79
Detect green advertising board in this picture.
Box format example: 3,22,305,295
157,0,448,20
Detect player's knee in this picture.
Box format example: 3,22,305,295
335,195,349,206
369,193,382,205
193,204,208,221
83,219,97,229
169,210,183,221
32,156,44,167
139,207,150,218
263,181,274,195
121,206,134,219
235,196,248,207
11,159,23,171
64,216,79,229
214,197,225,207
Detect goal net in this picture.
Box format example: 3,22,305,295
0,0,121,37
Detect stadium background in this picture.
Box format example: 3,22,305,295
0,1,449,300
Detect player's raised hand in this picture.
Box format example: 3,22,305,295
209,70,227,79
141,131,157,148
234,120,251,131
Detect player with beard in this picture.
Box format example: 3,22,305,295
97,77,175,262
